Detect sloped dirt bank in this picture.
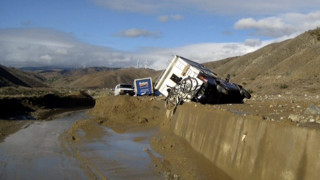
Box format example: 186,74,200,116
0,91,95,141
0,120,27,141
0,92,95,120
88,95,165,132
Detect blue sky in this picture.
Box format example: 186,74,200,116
1,0,320,69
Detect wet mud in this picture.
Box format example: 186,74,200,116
0,110,90,179
64,119,162,179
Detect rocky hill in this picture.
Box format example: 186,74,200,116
204,28,320,95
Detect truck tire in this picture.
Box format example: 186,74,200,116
240,88,251,99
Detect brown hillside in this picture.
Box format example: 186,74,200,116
36,67,117,82
50,68,160,89
204,28,320,95
0,65,47,88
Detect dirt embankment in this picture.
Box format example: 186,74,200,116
0,91,95,120
0,120,27,142
0,90,95,141
88,95,165,132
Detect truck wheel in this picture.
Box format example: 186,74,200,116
240,88,251,99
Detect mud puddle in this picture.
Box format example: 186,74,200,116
68,123,162,180
0,110,90,180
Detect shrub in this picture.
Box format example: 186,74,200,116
247,89,254,94
309,28,320,41
280,84,288,89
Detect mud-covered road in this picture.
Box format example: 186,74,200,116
0,110,90,179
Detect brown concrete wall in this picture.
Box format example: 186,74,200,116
170,103,320,180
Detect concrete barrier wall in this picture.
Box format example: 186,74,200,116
170,103,320,180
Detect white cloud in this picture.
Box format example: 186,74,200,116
244,39,262,47
171,15,184,21
90,0,320,15
131,41,271,69
234,11,320,37
158,15,184,22
91,0,170,13
234,17,296,37
55,48,68,55
39,54,52,61
158,15,169,22
113,28,161,38
0,28,124,68
0,28,269,70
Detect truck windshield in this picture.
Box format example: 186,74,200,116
120,84,132,88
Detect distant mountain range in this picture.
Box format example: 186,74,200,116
1,28,319,94
40,67,159,89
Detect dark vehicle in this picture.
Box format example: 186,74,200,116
194,74,251,104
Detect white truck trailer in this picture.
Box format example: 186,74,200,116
155,55,216,97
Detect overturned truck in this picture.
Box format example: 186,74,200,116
155,55,251,110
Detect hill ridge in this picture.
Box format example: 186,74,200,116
204,28,320,94
0,65,47,88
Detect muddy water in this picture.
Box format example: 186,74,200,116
0,110,162,180
68,124,162,180
0,110,89,179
